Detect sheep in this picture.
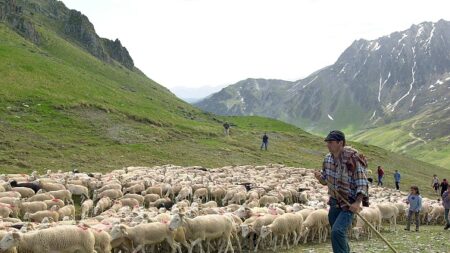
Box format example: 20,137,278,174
47,190,73,204
259,195,279,207
110,223,181,253
144,186,163,197
123,183,145,194
11,187,35,198
0,225,96,252
0,198,20,217
352,207,382,240
66,184,89,200
96,183,122,193
193,188,209,203
169,213,234,253
27,193,54,202
0,205,13,218
37,180,66,192
122,194,145,205
228,191,246,205
0,230,17,253
23,210,59,223
94,197,112,215
119,198,140,209
144,194,160,207
91,229,113,253
81,199,94,219
19,201,47,216
94,189,122,201
260,213,303,252
375,203,398,231
52,205,76,220
427,205,445,225
0,192,21,199
43,198,65,210
302,209,329,244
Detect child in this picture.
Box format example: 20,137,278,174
405,186,422,232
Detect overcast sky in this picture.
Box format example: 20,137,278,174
62,0,450,91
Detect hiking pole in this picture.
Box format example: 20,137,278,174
318,175,399,253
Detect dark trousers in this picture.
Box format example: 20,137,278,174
377,175,383,186
329,198,354,253
406,210,420,230
395,182,400,190
260,141,268,150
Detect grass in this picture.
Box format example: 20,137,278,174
0,7,449,201
276,226,449,253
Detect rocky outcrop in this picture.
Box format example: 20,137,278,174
0,0,40,44
102,38,134,70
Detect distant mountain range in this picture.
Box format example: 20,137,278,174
169,85,227,103
196,20,450,167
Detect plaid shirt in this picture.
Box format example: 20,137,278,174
320,146,369,209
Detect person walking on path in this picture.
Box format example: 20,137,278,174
440,179,448,197
442,188,450,230
223,122,230,136
432,175,440,195
405,186,422,232
394,170,401,190
260,132,269,150
377,166,384,186
314,130,369,253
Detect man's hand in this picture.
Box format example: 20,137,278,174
314,171,322,182
349,201,362,213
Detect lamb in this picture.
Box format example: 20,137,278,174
169,213,234,253
43,198,65,210
375,203,398,231
19,201,47,216
81,199,94,219
239,214,277,252
52,205,75,220
11,187,35,198
110,223,181,253
23,210,60,223
259,213,303,252
0,225,96,252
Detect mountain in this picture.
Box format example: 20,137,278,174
169,85,227,104
1,0,448,196
196,20,450,168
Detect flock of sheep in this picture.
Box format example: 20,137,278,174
0,164,446,253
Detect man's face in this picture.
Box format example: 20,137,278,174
326,140,343,153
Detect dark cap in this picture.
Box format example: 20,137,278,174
324,130,345,142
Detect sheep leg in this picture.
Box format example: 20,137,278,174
272,235,278,252
131,244,144,253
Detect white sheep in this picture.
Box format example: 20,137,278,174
11,187,35,198
110,223,181,253
23,210,59,223
19,201,47,216
0,225,96,252
47,190,73,204
302,209,329,244
375,203,398,231
260,213,303,251
94,197,112,215
81,199,94,219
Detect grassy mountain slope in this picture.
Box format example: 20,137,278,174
0,1,448,198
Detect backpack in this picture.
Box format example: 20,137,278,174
345,151,370,207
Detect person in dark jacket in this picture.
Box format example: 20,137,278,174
394,170,401,190
261,133,269,150
377,166,384,186
440,179,449,197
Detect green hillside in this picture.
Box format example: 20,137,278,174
0,0,448,198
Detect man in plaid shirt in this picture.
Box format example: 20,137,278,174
314,130,369,253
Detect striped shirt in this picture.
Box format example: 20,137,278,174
320,146,369,208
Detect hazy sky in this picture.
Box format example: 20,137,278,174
62,0,450,90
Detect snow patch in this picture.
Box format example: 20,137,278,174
327,114,334,121
435,80,443,85
378,72,391,102
369,110,377,121
398,33,408,45
389,47,416,112
429,84,435,89
303,76,318,89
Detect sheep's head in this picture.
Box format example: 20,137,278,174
168,213,184,231
240,224,253,238
110,225,128,240
259,225,272,238
352,227,362,240
0,232,20,251
234,207,250,219
23,212,30,221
